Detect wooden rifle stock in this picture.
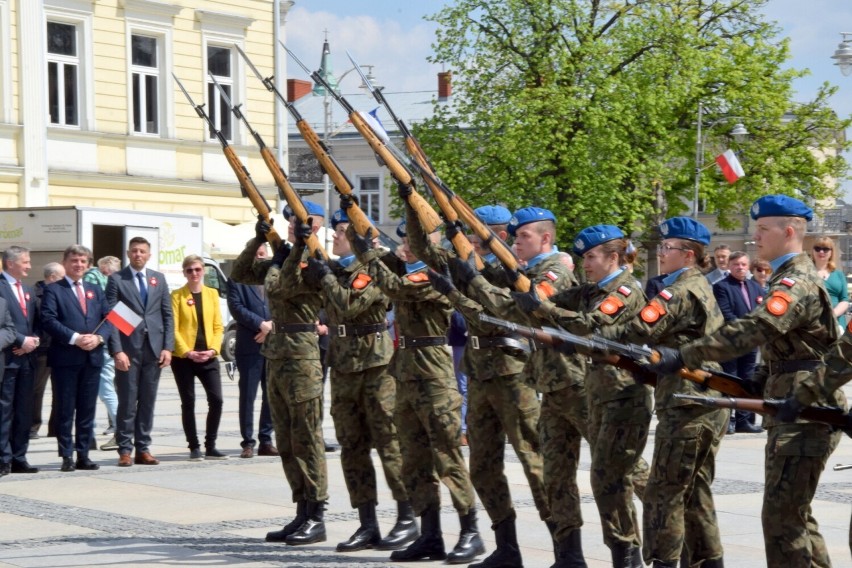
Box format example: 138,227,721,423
676,395,852,430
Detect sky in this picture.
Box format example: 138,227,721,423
285,0,852,193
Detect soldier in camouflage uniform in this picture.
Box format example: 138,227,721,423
516,225,651,568
603,217,728,568
653,196,846,568
347,197,481,564
298,208,417,553
457,206,590,567
230,204,328,546
411,204,549,568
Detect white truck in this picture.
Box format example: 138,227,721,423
0,206,238,360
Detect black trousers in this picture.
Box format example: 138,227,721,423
171,357,223,450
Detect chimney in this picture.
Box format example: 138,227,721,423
287,78,312,102
438,71,452,101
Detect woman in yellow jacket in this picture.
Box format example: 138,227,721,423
171,255,226,461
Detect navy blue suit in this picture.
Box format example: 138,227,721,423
226,282,273,449
41,279,113,459
0,276,38,467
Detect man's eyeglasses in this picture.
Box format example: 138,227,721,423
657,244,690,255
185,267,203,273
813,246,832,253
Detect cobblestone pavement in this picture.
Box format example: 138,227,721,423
0,367,851,567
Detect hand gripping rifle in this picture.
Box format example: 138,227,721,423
173,73,282,248
346,52,532,292
207,72,327,259
479,313,761,398
234,44,377,239
283,43,443,235
673,394,852,432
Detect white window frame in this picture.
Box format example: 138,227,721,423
43,1,94,131
0,1,10,123
203,42,239,144
355,172,383,223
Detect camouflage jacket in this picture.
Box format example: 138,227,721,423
681,253,844,423
540,269,649,404
320,257,393,373
466,252,586,393
605,266,724,410
809,326,852,406
230,238,322,361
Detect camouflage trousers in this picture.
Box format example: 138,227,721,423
467,372,548,526
763,422,841,568
266,358,328,503
540,383,589,541
330,365,407,508
587,387,652,549
643,405,728,565
395,374,476,516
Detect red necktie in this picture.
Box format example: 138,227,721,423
740,280,751,310
14,281,26,317
75,281,87,315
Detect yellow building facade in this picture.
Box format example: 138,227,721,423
0,0,292,225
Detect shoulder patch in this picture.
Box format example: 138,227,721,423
766,290,792,316
536,280,557,299
599,295,624,315
617,285,632,297
780,277,796,288
352,273,372,290
658,289,673,301
544,271,558,282
406,272,429,283
640,300,667,324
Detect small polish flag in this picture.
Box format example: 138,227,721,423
715,150,745,184
105,301,143,336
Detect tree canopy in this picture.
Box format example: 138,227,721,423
416,0,851,252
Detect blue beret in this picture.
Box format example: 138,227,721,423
572,225,624,256
396,220,407,238
475,205,512,226
330,209,349,229
750,195,813,221
658,216,711,246
282,201,325,220
508,207,556,237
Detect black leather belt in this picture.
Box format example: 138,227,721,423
398,335,447,349
330,322,388,337
272,322,316,334
469,335,530,353
767,360,822,374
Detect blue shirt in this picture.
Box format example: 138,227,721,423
526,246,559,269
769,253,799,273
405,260,427,274
597,268,624,289
337,254,356,268
662,267,688,287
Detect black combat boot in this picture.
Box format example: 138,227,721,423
375,500,419,550
446,508,486,564
390,505,446,562
265,500,306,542
653,562,677,568
285,500,327,545
702,558,724,568
546,520,559,562
469,517,523,568
337,502,380,552
611,543,644,568
551,529,587,568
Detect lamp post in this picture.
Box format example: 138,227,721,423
693,105,749,218
832,32,852,76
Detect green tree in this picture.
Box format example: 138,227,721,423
418,0,851,257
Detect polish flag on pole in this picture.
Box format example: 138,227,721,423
715,149,745,184
105,300,143,336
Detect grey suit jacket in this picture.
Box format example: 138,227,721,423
106,266,174,357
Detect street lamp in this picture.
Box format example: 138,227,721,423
693,105,749,218
831,32,852,77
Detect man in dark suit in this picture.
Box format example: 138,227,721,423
29,262,64,439
106,236,173,467
226,242,277,459
712,250,764,433
41,245,113,471
0,246,40,475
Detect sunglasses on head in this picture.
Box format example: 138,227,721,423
813,246,832,253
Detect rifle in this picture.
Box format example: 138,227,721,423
479,313,760,398
345,52,531,292
283,43,443,235
208,72,327,259
234,44,377,239
673,394,852,431
173,73,282,248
